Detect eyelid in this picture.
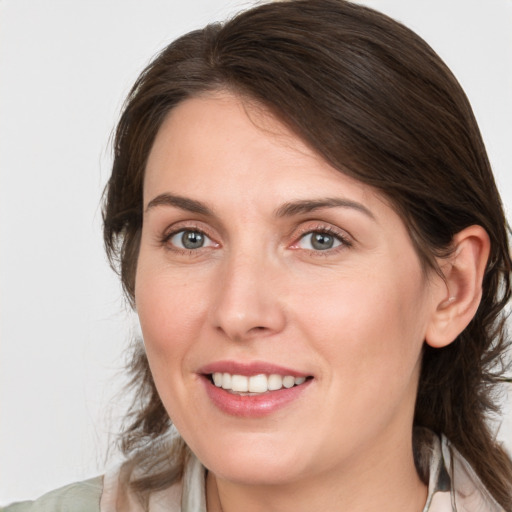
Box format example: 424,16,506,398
156,219,353,254
289,223,353,252
160,221,220,252
169,229,217,249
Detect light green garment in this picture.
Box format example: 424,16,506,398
1,477,102,512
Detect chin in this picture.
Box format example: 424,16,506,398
211,457,305,486
191,432,311,485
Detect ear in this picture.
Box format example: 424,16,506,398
425,225,490,348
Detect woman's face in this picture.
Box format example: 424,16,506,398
136,93,441,486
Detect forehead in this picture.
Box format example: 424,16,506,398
146,93,310,182
144,92,380,207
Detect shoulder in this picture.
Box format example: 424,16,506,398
441,436,505,512
424,433,505,512
1,477,103,512
99,443,205,512
101,449,205,512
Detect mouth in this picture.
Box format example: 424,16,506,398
198,363,314,417
208,372,310,395
198,361,313,416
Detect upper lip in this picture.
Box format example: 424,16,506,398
198,360,309,378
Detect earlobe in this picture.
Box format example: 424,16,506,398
425,225,490,349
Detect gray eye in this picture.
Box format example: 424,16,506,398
182,231,204,249
170,230,213,250
311,233,334,250
298,232,342,251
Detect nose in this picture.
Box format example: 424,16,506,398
209,251,287,342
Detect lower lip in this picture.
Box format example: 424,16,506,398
201,376,312,418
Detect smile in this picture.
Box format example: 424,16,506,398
199,362,313,417
211,372,307,394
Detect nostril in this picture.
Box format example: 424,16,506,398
248,326,268,335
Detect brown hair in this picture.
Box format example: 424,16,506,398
103,0,512,507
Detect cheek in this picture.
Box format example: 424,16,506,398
134,265,209,427
135,258,205,370
291,262,428,383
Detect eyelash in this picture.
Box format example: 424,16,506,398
159,224,218,256
291,225,353,255
159,224,352,255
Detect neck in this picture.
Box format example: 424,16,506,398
206,433,427,512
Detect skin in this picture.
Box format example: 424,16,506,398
135,92,451,512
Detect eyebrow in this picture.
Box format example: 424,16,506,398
275,198,375,219
145,193,213,215
145,193,375,220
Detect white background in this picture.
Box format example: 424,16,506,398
1,0,511,504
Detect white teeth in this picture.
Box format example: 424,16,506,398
211,372,308,394
282,376,295,388
221,372,232,390
268,374,283,391
249,374,268,393
231,374,249,392
213,373,223,387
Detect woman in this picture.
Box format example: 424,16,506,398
4,0,511,510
